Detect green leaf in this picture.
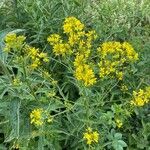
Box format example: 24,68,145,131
114,133,122,139
113,144,123,150
118,140,127,147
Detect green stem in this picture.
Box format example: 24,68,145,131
22,60,38,101
17,100,20,139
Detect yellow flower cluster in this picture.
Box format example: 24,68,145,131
30,108,53,126
63,16,84,34
30,108,44,126
97,41,138,80
4,33,26,52
47,17,97,86
47,17,139,86
47,17,97,55
83,127,99,145
4,33,49,70
74,54,96,86
121,84,128,92
47,34,71,56
63,17,85,47
25,46,49,70
12,78,22,86
130,87,150,107
115,119,123,128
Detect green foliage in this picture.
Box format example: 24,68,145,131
0,0,150,150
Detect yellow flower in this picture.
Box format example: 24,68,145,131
5,32,16,40
38,52,49,62
53,43,71,56
74,64,96,86
121,84,128,92
122,42,139,61
30,108,44,126
116,71,123,80
68,32,84,46
130,87,150,107
26,46,49,69
115,119,123,128
83,127,99,145
12,78,21,86
97,41,138,80
73,53,96,86
47,34,62,45
74,54,86,67
47,17,97,59
30,58,41,70
47,91,56,97
63,17,84,34
86,30,97,45
4,33,26,52
47,33,72,56
28,47,39,59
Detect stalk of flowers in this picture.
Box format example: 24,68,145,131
25,45,49,70
47,17,97,86
47,17,96,56
97,41,138,80
47,17,85,55
130,87,150,107
4,33,49,70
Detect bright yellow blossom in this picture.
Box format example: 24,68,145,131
83,127,99,145
74,64,96,86
4,33,26,52
47,34,62,46
53,43,71,56
63,17,84,34
74,54,87,67
130,87,150,107
30,108,53,126
116,71,123,80
26,46,49,69
30,108,44,126
97,41,138,80
122,42,139,61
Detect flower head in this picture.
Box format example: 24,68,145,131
30,108,44,126
130,87,150,107
4,33,26,52
47,34,62,46
63,17,84,34
97,41,138,80
83,127,99,145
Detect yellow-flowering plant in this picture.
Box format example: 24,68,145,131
0,15,149,150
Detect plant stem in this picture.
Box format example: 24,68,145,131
22,60,38,101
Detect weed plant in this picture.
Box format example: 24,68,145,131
0,0,150,150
